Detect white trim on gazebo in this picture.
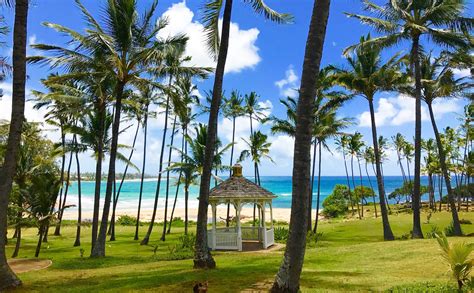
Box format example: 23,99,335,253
207,164,276,251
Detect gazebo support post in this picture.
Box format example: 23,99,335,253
211,203,217,250
236,202,242,251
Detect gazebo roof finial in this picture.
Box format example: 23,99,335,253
232,164,242,177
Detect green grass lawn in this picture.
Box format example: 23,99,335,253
5,209,474,292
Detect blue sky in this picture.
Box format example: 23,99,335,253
0,0,470,176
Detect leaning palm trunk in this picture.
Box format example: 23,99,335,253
272,0,330,290
411,36,424,239
91,82,125,257
167,135,185,235
368,98,394,240
194,0,233,270
161,116,178,241
74,136,82,247
357,157,364,218
109,121,140,241
342,148,354,215
308,140,317,231
427,103,462,235
55,148,74,236
0,0,28,288
313,141,323,233
226,116,236,227
141,87,171,245
350,155,361,218
365,160,377,217
134,105,148,240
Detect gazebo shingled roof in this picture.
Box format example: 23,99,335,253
209,164,277,201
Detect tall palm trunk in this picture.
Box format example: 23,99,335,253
194,0,233,269
428,172,434,210
91,82,125,257
183,126,189,235
350,154,361,218
272,0,331,290
0,0,28,288
45,129,66,242
141,83,172,245
313,142,323,233
12,188,23,258
226,116,236,227
427,103,462,235
342,148,354,215
308,140,317,232
55,151,73,235
73,135,82,247
161,115,178,241
167,134,184,234
368,98,394,240
357,156,364,217
365,160,377,217
396,149,407,183
91,101,105,251
134,104,148,240
411,36,424,239
109,121,140,241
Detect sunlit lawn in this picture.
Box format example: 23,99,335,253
6,208,474,292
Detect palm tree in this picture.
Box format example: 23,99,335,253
166,77,200,235
238,131,274,185
334,34,405,239
335,134,356,217
419,54,467,229
422,138,438,210
169,124,231,234
392,133,408,183
31,0,187,256
0,0,28,288
243,92,268,136
222,90,243,226
345,0,471,238
272,0,330,290
348,132,365,218
134,86,154,241
363,146,378,217
195,0,291,269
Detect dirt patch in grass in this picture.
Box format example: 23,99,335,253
8,258,52,274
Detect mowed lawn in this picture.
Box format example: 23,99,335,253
5,209,474,292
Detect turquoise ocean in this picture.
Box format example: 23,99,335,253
63,176,436,214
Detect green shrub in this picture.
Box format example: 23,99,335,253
322,185,350,218
459,219,472,225
116,215,137,226
274,227,289,243
444,222,456,236
177,233,196,251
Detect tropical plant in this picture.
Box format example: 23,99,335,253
435,233,473,290
345,0,472,238
195,0,291,269
322,184,350,218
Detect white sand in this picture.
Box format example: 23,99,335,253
61,207,321,223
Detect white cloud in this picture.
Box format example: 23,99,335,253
358,94,462,127
157,1,261,74
452,68,471,78
275,65,299,98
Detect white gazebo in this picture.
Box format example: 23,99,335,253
207,164,276,251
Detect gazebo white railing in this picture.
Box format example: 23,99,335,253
207,164,277,251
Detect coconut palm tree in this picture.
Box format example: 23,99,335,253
272,0,330,290
334,34,406,238
392,133,408,183
348,132,365,218
363,146,378,217
169,124,231,234
222,90,243,226
31,0,188,256
195,0,291,269
238,131,274,185
345,0,472,238
0,0,28,288
243,91,268,136
335,134,355,215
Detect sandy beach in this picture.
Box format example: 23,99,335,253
61,207,321,223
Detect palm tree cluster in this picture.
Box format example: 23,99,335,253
0,0,471,291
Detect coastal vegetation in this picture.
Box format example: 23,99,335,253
0,0,472,291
